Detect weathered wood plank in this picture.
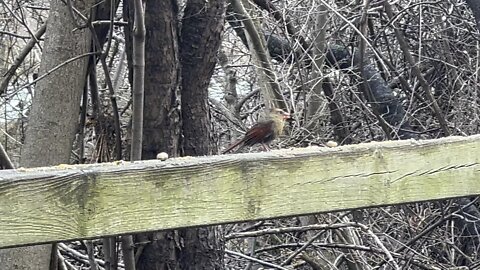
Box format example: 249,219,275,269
0,135,479,248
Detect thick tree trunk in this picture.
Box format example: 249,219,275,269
127,0,182,269
141,0,181,159
179,1,226,267
180,0,226,156
127,0,226,269
123,0,181,159
0,0,93,268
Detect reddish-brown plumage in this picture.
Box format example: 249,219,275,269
222,108,290,154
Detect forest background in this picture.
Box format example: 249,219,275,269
1,0,480,269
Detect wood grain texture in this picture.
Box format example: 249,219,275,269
0,135,479,248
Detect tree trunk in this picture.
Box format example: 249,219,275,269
178,1,227,268
142,0,181,159
0,0,93,268
180,0,226,156
127,0,226,269
128,0,182,269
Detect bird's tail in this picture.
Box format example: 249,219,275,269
222,138,245,154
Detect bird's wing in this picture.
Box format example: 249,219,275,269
222,120,277,154
243,120,276,146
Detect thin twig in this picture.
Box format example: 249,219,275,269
63,0,123,160
226,222,359,240
0,23,46,95
280,230,324,266
58,243,124,268
9,52,100,98
235,89,260,113
57,248,77,270
0,0,42,49
86,24,123,160
356,223,400,270
383,1,450,136
225,249,291,270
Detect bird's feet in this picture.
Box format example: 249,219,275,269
261,143,271,151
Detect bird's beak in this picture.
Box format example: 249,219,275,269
283,112,291,120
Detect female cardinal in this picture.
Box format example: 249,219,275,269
222,108,290,154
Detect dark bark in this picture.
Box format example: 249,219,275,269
125,0,225,269
124,0,182,269
136,229,224,270
142,0,181,159
180,0,227,156
136,232,180,270
179,1,226,269
177,227,224,270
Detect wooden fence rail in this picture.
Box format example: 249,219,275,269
0,135,479,248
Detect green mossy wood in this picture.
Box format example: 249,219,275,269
0,135,479,248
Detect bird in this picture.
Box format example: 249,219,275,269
222,108,290,154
